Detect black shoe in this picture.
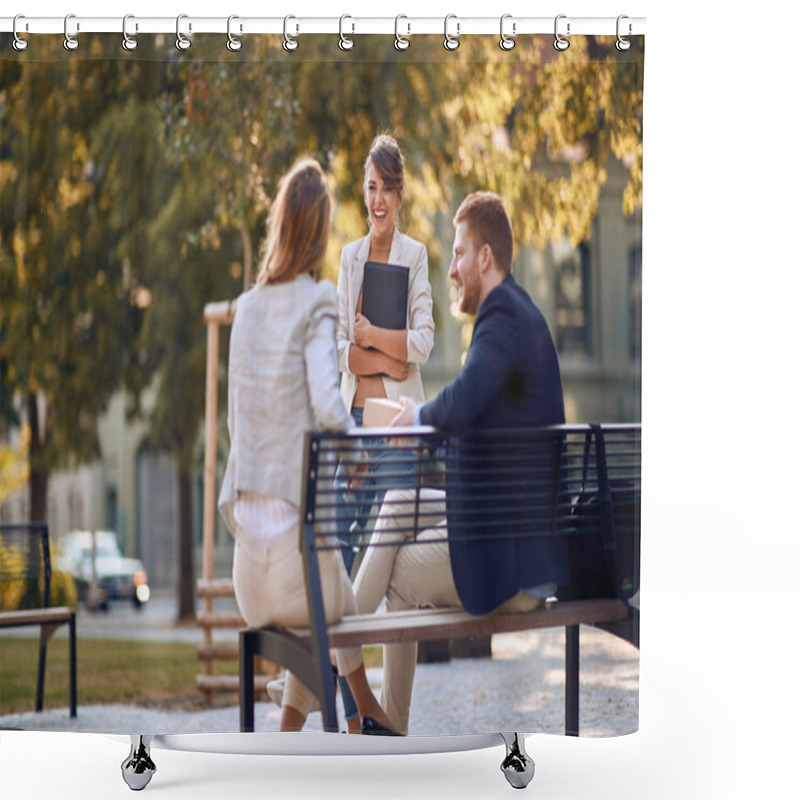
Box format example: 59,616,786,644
361,716,402,736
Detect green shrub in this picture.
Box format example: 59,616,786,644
50,570,78,608
0,538,77,610
1,578,26,612
0,574,76,611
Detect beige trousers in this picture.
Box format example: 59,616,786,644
232,528,363,717
353,488,543,734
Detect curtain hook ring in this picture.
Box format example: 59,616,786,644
339,15,354,51
499,14,515,51
176,14,191,51
394,15,410,51
553,14,570,51
12,14,29,51
227,15,243,51
122,14,138,51
283,16,298,52
443,14,460,51
616,15,632,51
64,13,79,51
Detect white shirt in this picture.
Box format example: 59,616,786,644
233,491,298,549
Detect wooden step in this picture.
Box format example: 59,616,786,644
196,578,235,598
196,673,270,694
198,642,239,661
197,611,245,629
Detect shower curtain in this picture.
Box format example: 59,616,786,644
1,21,644,740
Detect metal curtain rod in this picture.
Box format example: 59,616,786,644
1,15,646,37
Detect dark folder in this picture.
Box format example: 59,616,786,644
361,261,409,330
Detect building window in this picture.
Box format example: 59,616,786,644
629,244,642,363
554,241,591,357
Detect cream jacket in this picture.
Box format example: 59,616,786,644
218,275,350,534
336,229,434,411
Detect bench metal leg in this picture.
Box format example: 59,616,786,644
565,624,579,736
33,617,78,717
240,630,255,732
35,627,48,712
68,612,77,718
500,733,535,789
121,735,156,791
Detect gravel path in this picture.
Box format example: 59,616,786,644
0,626,638,738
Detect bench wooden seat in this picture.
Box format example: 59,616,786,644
276,598,629,648
0,607,77,628
240,423,640,737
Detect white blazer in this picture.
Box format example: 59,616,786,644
218,275,350,533
336,229,435,411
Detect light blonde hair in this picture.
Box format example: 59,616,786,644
256,158,331,285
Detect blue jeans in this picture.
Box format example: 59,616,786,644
335,406,419,722
334,408,420,567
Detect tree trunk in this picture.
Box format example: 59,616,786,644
240,221,253,291
176,462,196,621
24,393,48,608
27,393,48,523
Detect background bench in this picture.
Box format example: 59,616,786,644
0,522,77,717
240,423,640,735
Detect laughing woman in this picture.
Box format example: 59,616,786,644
333,133,434,730
337,134,434,425
335,134,435,567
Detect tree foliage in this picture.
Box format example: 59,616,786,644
1,43,154,519
287,35,642,269
156,41,298,288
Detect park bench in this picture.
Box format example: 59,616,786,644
239,422,640,737
0,522,77,717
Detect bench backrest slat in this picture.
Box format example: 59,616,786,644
302,424,640,547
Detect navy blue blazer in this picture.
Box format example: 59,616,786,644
420,274,569,614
